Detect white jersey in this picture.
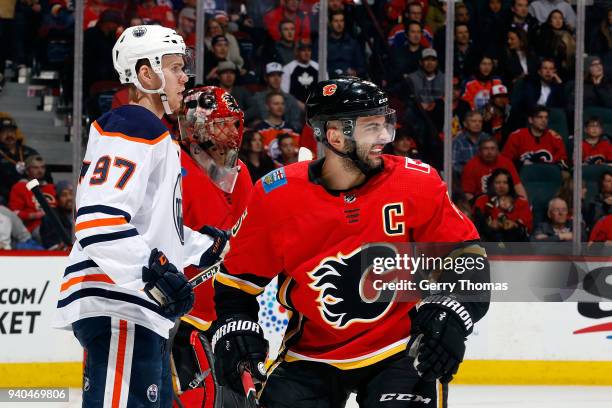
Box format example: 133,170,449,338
54,105,214,338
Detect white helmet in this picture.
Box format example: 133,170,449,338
113,25,187,114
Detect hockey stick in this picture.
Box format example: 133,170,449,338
26,179,72,246
240,368,260,408
146,261,222,306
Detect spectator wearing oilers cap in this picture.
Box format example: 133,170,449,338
0,116,40,204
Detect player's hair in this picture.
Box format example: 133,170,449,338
486,168,517,198
128,58,153,102
277,132,293,145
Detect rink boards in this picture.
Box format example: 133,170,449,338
0,253,610,387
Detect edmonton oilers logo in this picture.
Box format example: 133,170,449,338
133,26,147,38
147,384,158,402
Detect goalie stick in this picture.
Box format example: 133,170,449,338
26,179,72,246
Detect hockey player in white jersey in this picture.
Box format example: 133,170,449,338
54,25,228,407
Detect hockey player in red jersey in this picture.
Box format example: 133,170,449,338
171,86,253,407
212,77,490,407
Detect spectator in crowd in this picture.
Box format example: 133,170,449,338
205,35,230,83
425,0,447,35
473,168,532,241
176,7,196,47
529,0,576,29
40,180,73,250
0,0,17,91
263,19,298,66
406,48,445,109
429,78,471,139
205,18,224,48
264,0,311,43
0,116,39,203
482,84,512,144
83,9,123,97
582,117,612,165
281,41,319,103
499,27,539,86
438,22,478,80
8,155,55,241
585,171,612,230
247,62,304,132
388,2,434,49
534,10,576,80
479,0,507,61
462,55,503,110
0,204,41,250
511,58,566,127
254,91,300,160
532,197,584,242
589,8,612,57
210,12,245,73
569,55,612,110
433,2,473,59
275,133,298,166
462,138,527,201
504,0,540,39
452,110,491,175
128,16,144,27
216,61,251,110
239,130,276,183
327,10,366,77
137,0,175,28
382,125,420,159
503,106,568,167
588,214,612,244
387,20,423,84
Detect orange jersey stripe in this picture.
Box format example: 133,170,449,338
112,320,128,408
75,217,127,232
60,274,115,292
93,121,169,145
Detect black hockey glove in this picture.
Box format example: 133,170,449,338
407,295,474,383
142,248,195,320
211,315,269,395
198,225,230,268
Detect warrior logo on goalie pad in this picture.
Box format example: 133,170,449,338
308,243,398,329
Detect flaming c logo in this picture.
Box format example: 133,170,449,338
322,84,337,96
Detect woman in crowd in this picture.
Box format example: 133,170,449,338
535,10,576,80
239,130,275,183
499,27,539,87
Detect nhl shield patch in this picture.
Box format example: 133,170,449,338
262,167,287,194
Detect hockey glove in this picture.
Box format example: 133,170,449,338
407,295,474,383
211,315,269,395
142,248,195,319
198,225,230,268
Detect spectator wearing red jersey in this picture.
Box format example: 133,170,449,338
583,117,612,165
532,197,585,242
8,155,55,240
462,55,503,110
473,168,532,241
482,84,512,144
503,106,567,167
137,0,175,28
462,138,526,201
264,0,311,43
589,214,612,244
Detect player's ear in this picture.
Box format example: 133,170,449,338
326,124,344,150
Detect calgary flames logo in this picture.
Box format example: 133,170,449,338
308,244,398,329
322,84,337,96
222,92,241,112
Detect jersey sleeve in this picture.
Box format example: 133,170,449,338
73,114,166,289
182,225,215,268
412,171,480,242
552,133,568,163
501,131,520,162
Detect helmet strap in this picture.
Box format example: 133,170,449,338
133,67,173,114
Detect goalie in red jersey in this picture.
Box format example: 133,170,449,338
212,77,490,407
172,86,253,408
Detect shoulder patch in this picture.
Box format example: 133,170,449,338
95,105,169,143
261,167,288,194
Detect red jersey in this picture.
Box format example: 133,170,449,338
218,155,479,368
137,4,176,28
462,154,521,197
263,7,311,42
473,194,533,232
181,153,253,329
502,127,567,165
582,138,612,165
8,181,56,232
589,214,612,242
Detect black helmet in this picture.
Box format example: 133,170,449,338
306,77,392,141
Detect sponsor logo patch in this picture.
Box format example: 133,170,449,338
262,167,288,194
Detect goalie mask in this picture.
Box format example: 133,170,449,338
178,86,244,193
